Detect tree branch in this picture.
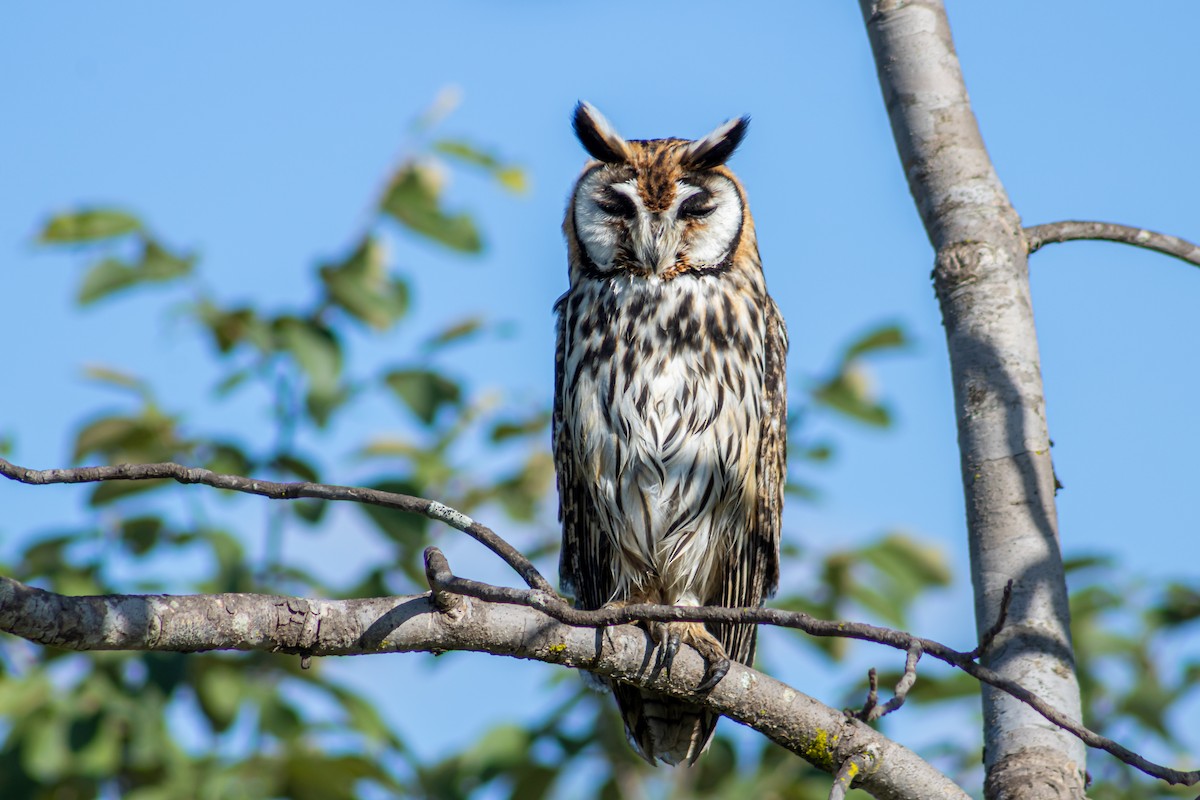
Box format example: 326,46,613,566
3,457,1196,787
829,744,882,800
857,643,922,723
1025,221,1200,268
0,572,969,800
423,548,1198,787
0,457,554,595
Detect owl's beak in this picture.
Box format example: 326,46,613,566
641,217,679,276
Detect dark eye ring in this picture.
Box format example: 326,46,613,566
596,193,636,219
679,192,716,219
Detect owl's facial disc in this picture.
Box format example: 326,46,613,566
574,170,744,278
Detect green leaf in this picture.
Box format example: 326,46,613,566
90,478,169,506
510,764,557,800
489,411,552,443
1063,554,1114,574
194,660,245,732
275,317,343,399
20,535,75,577
74,713,122,776
282,753,389,800
294,499,328,525
423,316,486,352
205,441,253,477
843,323,909,361
39,208,143,243
78,257,141,304
121,516,165,555
1154,583,1200,627
73,410,182,464
73,417,141,461
319,238,410,330
21,714,70,779
82,364,148,394
268,453,320,483
495,166,528,194
76,240,193,305
358,479,428,546
259,696,303,740
380,163,482,252
795,442,834,462
305,383,351,428
195,303,270,353
812,369,891,427
868,533,952,589
433,140,528,194
139,239,193,280
434,139,502,169
326,684,405,747
384,368,461,424
490,452,554,522
462,723,531,777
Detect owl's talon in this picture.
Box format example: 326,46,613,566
695,655,730,693
663,631,681,672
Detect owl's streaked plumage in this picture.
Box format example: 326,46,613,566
554,103,788,766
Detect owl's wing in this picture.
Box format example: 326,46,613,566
711,296,787,666
554,295,615,610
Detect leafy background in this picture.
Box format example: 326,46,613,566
2,3,1199,798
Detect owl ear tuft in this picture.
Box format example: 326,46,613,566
680,116,750,170
573,102,632,164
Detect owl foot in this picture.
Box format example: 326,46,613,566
649,621,729,693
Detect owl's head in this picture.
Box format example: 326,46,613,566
566,102,755,281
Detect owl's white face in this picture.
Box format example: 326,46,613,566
567,103,752,282
573,167,745,278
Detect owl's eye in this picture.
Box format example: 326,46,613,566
596,191,636,219
679,190,716,219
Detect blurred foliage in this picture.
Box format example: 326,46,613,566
3,96,1197,800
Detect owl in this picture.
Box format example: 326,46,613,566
554,102,788,766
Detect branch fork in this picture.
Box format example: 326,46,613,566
1,457,1196,787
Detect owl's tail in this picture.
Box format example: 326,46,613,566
612,683,717,766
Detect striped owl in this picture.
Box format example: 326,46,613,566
554,103,787,766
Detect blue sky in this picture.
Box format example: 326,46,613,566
3,1,1198,775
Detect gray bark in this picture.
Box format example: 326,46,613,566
0,575,970,800
858,2,1087,797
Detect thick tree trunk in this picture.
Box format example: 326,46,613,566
858,2,1087,797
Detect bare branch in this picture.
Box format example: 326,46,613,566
966,578,1013,661
427,552,1200,786
0,457,555,595
1025,221,1200,268
0,573,969,800
423,547,464,615
3,458,1195,787
857,668,880,722
830,744,882,800
859,643,922,723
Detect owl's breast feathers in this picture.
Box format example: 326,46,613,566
557,271,771,606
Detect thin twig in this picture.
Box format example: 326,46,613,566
966,578,1013,661
1025,221,1200,268
0,458,555,595
423,547,463,614
3,458,1197,787
860,643,922,722
829,745,881,800
857,669,880,721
